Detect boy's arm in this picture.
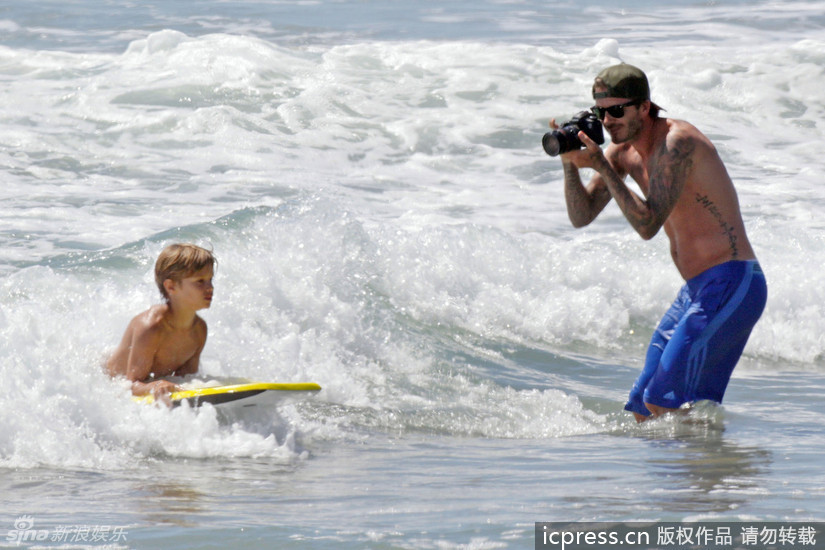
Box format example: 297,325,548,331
173,355,200,377
173,319,207,377
125,320,177,396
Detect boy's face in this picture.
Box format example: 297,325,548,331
166,265,214,311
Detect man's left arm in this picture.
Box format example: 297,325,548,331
579,129,695,240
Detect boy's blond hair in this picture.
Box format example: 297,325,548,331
154,243,216,300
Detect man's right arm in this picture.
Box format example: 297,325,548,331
562,158,613,228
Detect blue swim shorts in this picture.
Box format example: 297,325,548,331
624,260,767,417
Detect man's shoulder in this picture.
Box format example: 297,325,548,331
662,118,711,146
605,141,638,170
649,118,717,166
605,140,635,157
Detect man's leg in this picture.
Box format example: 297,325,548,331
643,403,682,418
625,287,690,422
643,261,767,414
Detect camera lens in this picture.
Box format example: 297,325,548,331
543,128,580,157
542,132,562,156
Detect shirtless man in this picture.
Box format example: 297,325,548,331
107,243,216,397
555,63,767,421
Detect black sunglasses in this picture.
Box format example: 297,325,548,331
590,99,642,121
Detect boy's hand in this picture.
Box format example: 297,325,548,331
149,380,180,408
150,380,180,396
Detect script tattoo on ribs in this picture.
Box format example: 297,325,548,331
695,193,739,258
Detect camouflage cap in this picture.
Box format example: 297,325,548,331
592,63,651,101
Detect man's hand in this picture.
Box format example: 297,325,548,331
549,118,606,170
574,130,610,172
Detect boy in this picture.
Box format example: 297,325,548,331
107,243,216,397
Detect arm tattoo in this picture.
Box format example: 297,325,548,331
695,193,739,258
622,139,696,238
642,139,695,231
563,162,607,227
563,164,590,223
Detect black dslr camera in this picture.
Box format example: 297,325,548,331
542,111,604,156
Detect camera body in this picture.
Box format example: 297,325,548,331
542,111,605,156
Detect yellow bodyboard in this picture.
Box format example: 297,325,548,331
133,382,322,407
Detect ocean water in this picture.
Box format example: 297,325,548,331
1,0,824,548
